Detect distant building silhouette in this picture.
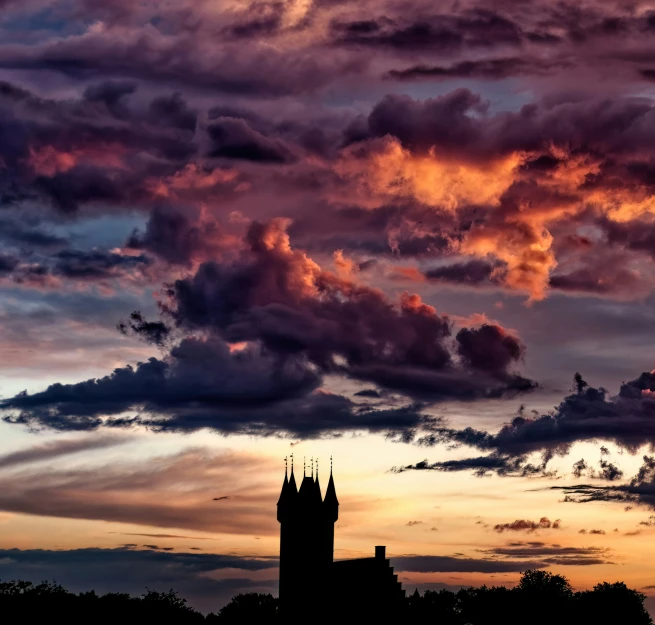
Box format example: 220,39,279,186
277,457,405,620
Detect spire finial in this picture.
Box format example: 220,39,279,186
311,457,314,479
330,455,333,474
290,453,294,473
304,456,306,477
284,456,288,477
316,458,319,479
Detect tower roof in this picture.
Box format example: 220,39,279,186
277,457,298,515
323,459,339,522
314,459,322,501
324,471,339,507
288,466,298,494
276,469,289,506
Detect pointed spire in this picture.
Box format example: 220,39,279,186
314,457,322,500
277,457,290,507
324,456,339,522
311,457,314,480
289,453,297,493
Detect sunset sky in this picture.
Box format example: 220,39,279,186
4,0,655,614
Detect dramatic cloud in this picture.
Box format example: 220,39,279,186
1,218,536,438
126,205,233,267
390,454,550,478
392,540,610,571
164,219,534,401
493,518,561,533
572,455,624,481
482,542,612,566
550,455,655,511
418,372,655,459
391,555,544,574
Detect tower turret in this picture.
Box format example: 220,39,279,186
277,456,298,522
324,457,339,523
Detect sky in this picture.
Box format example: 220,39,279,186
4,0,655,615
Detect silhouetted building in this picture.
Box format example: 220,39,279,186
277,458,405,620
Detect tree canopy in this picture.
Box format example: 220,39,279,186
0,571,650,624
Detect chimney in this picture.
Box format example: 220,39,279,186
375,545,386,560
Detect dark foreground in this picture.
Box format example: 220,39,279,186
0,570,650,624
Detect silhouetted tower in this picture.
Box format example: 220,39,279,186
322,456,339,564
277,455,299,607
277,455,338,619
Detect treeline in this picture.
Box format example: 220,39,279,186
407,570,652,625
0,570,651,624
0,581,277,623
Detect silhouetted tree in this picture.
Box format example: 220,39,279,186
0,573,651,624
513,569,574,625
576,582,651,625
458,585,516,625
408,588,462,624
406,571,652,625
207,593,279,623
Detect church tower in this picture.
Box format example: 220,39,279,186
277,456,338,618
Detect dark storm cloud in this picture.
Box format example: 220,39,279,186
482,542,611,566
573,457,622,480
423,260,501,286
126,205,230,267
0,29,356,98
83,79,138,118
456,324,524,375
418,372,655,458
118,310,171,346
206,117,297,163
0,332,435,437
549,266,649,298
0,253,19,275
391,555,543,574
0,79,197,214
354,389,382,398
148,92,197,132
390,454,547,478
34,166,130,214
598,215,655,261
52,249,151,280
0,217,536,437
366,89,488,158
0,547,277,614
0,215,68,249
1,336,318,433
362,89,655,165
549,455,655,511
331,9,522,51
0,247,151,287
386,57,564,81
163,220,534,401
